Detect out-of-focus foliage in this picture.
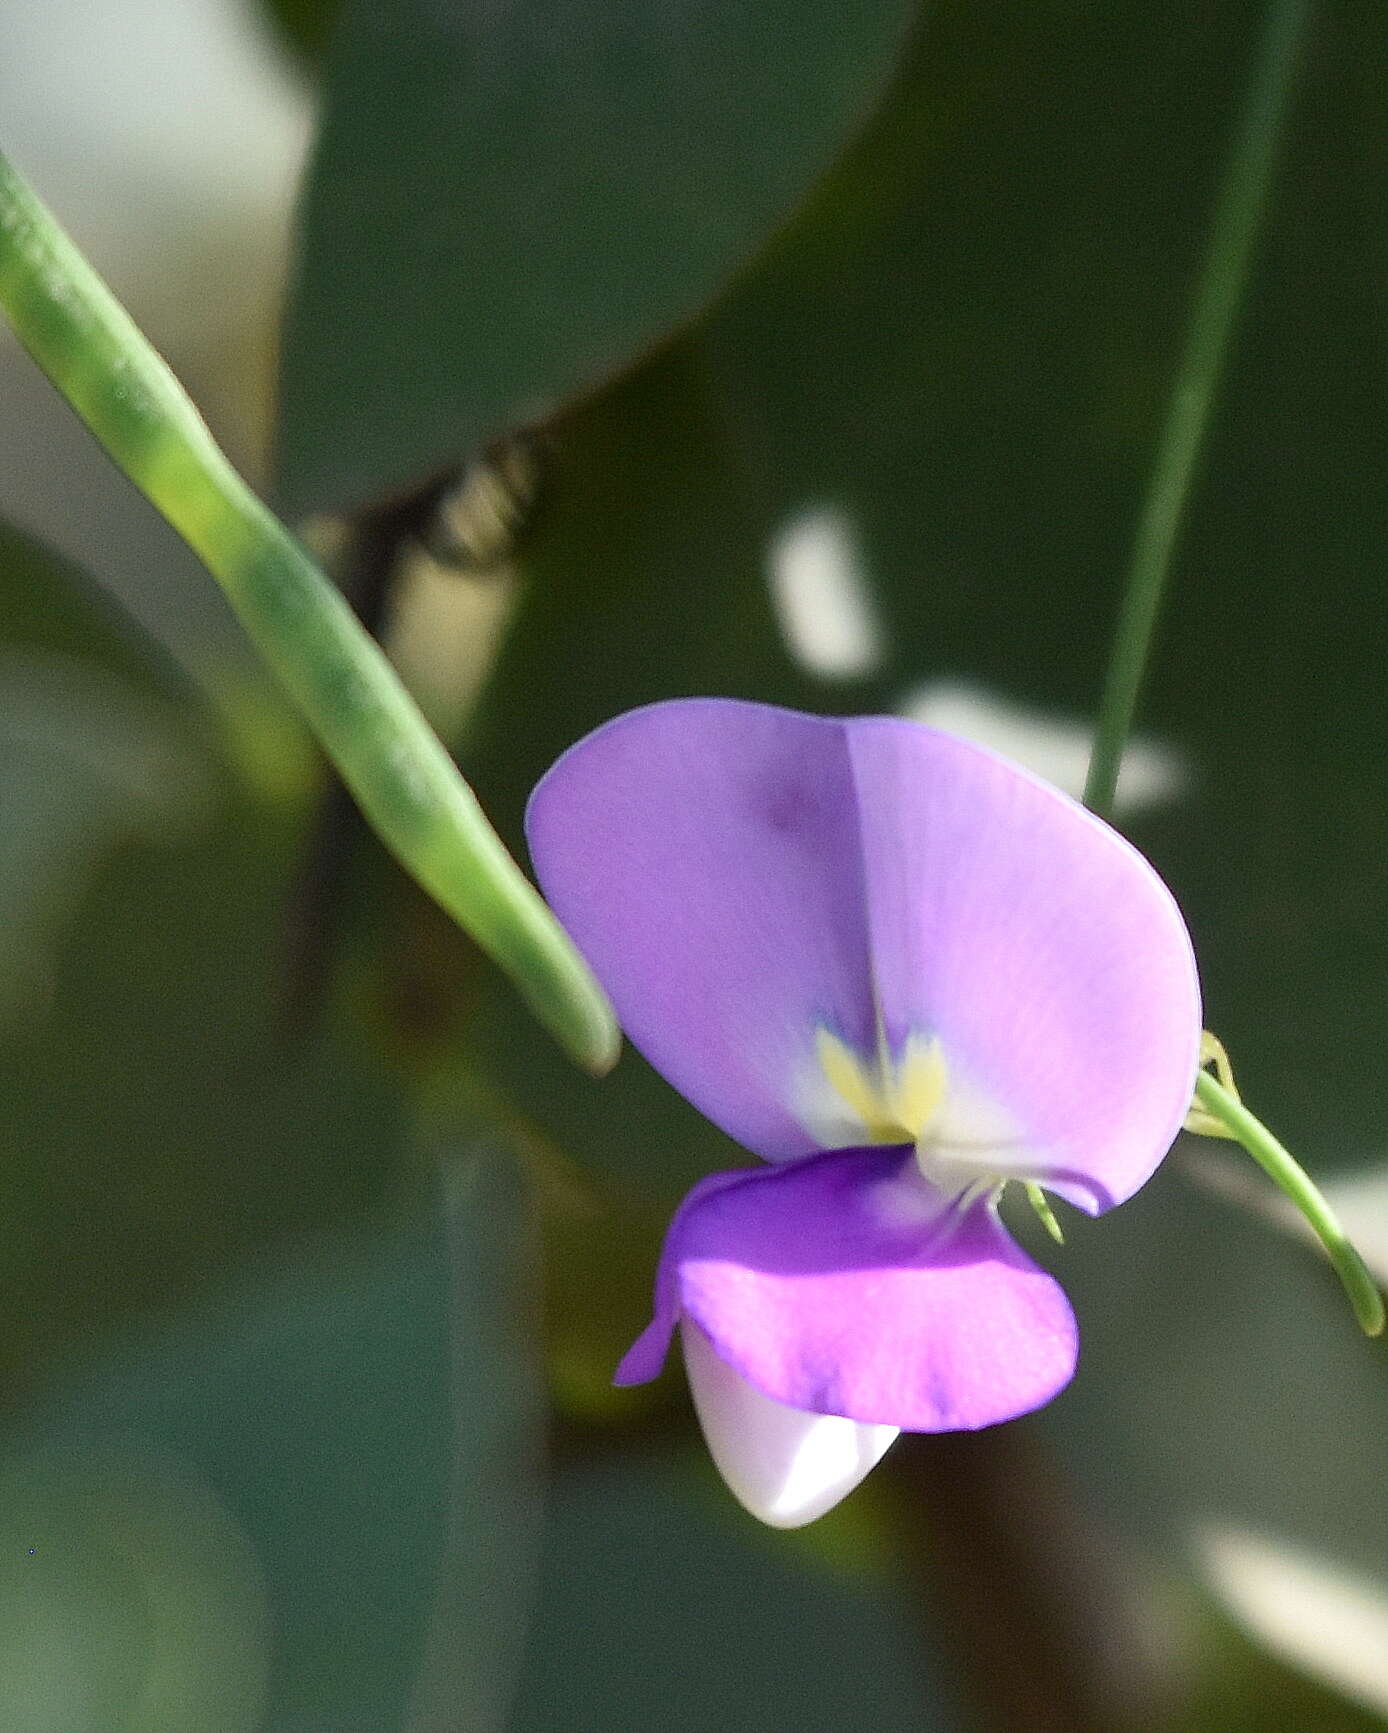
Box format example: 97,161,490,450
277,0,916,512
0,547,405,1386
259,0,342,66
4,0,1388,1727
0,519,211,1028
0,1151,541,1733
510,1448,949,1732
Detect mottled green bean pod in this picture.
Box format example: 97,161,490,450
0,149,618,1075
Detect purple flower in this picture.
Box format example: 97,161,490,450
527,699,1201,1526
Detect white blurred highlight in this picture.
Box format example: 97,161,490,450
0,0,314,648
681,1322,897,1528
0,0,309,341
387,560,518,745
1320,1168,1388,1288
1197,1524,1388,1716
767,506,884,680
1180,1152,1388,1290
899,679,1187,815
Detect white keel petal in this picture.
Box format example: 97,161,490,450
681,1322,898,1529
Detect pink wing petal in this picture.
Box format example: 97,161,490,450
625,1146,1079,1432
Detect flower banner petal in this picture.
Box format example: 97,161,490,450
845,719,1201,1211
526,700,875,1161
670,1145,1079,1430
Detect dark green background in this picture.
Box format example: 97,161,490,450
2,0,1387,1727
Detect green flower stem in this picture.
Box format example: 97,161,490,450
1193,1072,1385,1337
0,148,618,1075
1083,0,1307,818
901,22,1305,1671
1069,5,1378,1338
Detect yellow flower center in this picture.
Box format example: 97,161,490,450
814,1028,949,1146
810,1027,1042,1219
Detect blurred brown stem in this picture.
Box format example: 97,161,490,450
280,469,458,1029
888,1425,1160,1733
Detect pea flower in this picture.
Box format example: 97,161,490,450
527,699,1200,1527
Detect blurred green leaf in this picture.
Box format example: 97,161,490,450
257,0,345,67
0,520,216,1021
0,681,405,1387
276,0,918,514
0,1148,540,1733
510,1447,953,1732
0,1448,267,1733
0,519,197,697
404,1137,546,1733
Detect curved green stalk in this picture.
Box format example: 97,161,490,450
0,148,618,1074
1083,0,1307,817
1193,1072,1384,1337
1072,4,1382,1340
